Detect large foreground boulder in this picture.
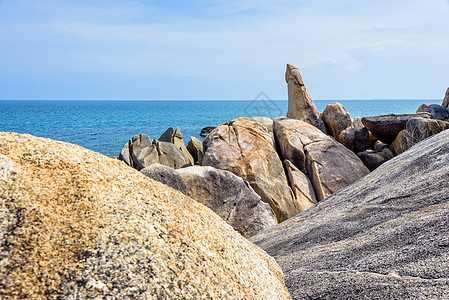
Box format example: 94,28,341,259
285,63,326,133
202,117,297,222
177,166,277,238
274,117,370,201
252,129,449,299
362,112,431,144
0,133,290,299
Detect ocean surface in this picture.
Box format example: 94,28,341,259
0,100,437,157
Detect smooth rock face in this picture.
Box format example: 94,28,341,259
321,102,352,138
416,103,449,121
252,129,449,299
285,63,326,133
158,127,175,142
362,112,432,144
390,117,449,155
186,136,204,165
0,133,291,300
283,160,316,212
140,163,187,194
200,126,216,137
177,166,277,238
357,151,390,171
202,117,297,222
159,127,194,165
442,87,449,108
251,116,274,133
274,117,370,201
118,135,191,170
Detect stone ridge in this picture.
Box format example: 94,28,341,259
0,132,290,299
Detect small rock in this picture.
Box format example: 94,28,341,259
357,151,391,171
416,104,449,121
200,126,216,137
322,102,352,138
186,137,204,165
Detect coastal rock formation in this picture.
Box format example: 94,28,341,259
251,116,274,133
118,135,191,170
200,126,216,137
186,136,204,165
252,129,449,299
357,151,391,171
442,87,449,108
273,117,370,201
390,117,449,155
140,163,187,194
283,160,317,212
159,127,194,165
177,166,277,238
416,103,449,121
285,63,326,133
339,117,369,153
361,112,431,144
202,117,297,222
0,132,291,299
321,102,352,138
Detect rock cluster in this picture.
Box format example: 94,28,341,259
0,132,291,299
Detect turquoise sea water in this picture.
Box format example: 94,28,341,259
0,100,437,157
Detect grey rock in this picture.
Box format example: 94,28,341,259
321,102,352,138
372,140,389,152
158,127,194,165
336,117,369,153
177,166,277,238
118,134,191,170
140,163,187,194
357,151,390,171
252,129,449,299
274,117,370,201
158,127,175,142
200,126,216,137
362,112,432,144
416,103,449,121
202,117,297,222
285,63,326,133
186,136,204,165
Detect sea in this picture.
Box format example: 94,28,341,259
0,100,438,157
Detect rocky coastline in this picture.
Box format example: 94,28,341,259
1,63,449,298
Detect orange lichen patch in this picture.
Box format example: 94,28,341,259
0,132,290,299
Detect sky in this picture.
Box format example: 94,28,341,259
0,0,448,100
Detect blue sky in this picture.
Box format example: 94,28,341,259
1,0,448,100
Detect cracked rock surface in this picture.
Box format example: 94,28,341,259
0,132,291,299
252,129,449,299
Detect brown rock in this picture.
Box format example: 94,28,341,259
251,116,274,133
274,117,370,201
202,117,297,222
284,160,317,212
177,166,277,238
159,127,194,165
442,87,449,108
285,63,326,133
186,136,204,165
0,133,291,300
321,102,352,137
362,112,432,144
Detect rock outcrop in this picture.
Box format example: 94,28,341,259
118,135,191,170
200,126,216,137
321,102,352,138
251,117,274,133
283,160,316,212
390,117,449,155
140,163,187,194
186,136,204,165
442,87,449,108
274,117,370,201
252,129,449,299
159,127,194,165
362,112,431,144
285,63,326,133
0,132,291,299
177,166,277,238
416,103,449,121
202,117,297,222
